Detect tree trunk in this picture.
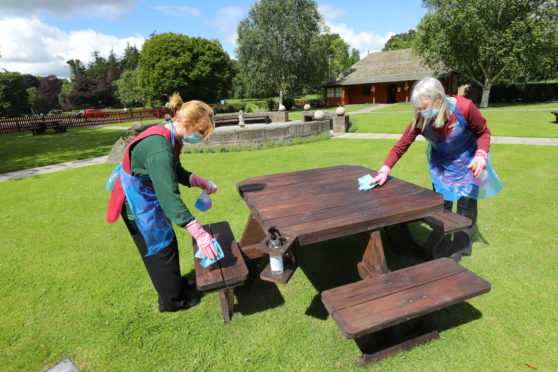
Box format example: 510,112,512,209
480,83,492,108
279,90,283,106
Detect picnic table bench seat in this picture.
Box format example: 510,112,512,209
192,221,249,322
551,111,558,123
417,211,472,258
321,258,491,365
29,120,68,135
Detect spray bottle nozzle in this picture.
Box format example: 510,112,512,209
268,226,281,239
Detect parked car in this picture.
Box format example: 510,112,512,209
74,109,109,118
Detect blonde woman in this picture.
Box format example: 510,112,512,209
106,94,218,312
371,77,503,261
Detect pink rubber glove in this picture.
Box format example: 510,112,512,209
189,174,218,194
186,220,217,260
467,150,487,178
371,165,391,186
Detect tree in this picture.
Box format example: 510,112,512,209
138,33,233,105
36,75,63,113
236,0,323,104
27,87,39,113
66,59,86,82
320,33,360,83
113,69,144,107
120,43,140,70
415,0,558,107
383,30,416,51
58,80,72,110
86,51,108,81
65,76,114,109
0,70,30,116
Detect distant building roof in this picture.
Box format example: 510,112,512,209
324,48,448,87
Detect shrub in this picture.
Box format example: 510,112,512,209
241,144,252,152
282,95,295,110
263,141,274,149
348,118,358,133
266,98,276,111
229,144,240,152
244,103,260,113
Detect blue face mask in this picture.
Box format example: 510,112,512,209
184,132,203,144
421,108,439,119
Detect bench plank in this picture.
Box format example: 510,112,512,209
193,221,248,293
322,258,466,314
322,258,491,339
422,210,472,234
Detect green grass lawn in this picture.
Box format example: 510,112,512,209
351,102,558,137
1,139,557,371
0,128,125,173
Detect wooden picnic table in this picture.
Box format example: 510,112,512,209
236,165,444,283
29,120,67,135
236,165,492,365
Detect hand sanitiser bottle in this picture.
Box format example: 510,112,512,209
195,182,217,212
195,190,212,211
267,227,284,275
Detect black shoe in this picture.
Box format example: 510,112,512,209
461,245,472,256
159,297,200,313
448,251,462,263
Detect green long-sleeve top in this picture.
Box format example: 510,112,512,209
123,125,195,227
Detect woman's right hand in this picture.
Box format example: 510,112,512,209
186,220,217,260
371,165,391,186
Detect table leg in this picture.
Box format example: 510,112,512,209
356,230,389,279
239,212,267,259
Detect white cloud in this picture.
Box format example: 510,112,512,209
0,0,140,18
0,17,145,78
207,6,246,55
153,6,201,17
318,4,347,20
325,19,394,59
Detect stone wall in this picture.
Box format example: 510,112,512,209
185,120,330,149
302,111,350,133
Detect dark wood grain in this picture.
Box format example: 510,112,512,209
236,165,443,247
422,210,472,234
321,258,491,339
193,221,249,293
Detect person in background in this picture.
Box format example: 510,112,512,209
371,77,503,262
106,94,218,312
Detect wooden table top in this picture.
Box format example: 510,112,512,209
237,165,443,246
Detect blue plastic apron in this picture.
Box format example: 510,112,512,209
422,98,503,202
118,121,178,256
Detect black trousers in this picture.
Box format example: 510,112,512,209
121,210,186,312
439,196,478,255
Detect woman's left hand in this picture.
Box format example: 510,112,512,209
190,174,218,194
467,150,488,178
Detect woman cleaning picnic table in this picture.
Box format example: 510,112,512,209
371,77,503,261
106,94,218,312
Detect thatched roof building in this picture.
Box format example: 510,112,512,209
324,48,458,106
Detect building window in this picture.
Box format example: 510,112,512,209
362,86,371,96
327,87,343,98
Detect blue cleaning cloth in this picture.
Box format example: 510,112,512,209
358,174,379,191
195,238,225,268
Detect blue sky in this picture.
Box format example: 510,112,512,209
0,0,427,79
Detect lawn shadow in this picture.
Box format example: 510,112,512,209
233,257,285,316
295,236,363,320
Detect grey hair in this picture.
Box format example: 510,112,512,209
410,77,450,129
